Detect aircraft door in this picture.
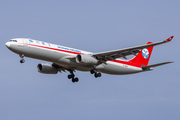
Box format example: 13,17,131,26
23,39,28,46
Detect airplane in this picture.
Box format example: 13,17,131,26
5,36,173,83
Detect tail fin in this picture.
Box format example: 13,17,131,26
129,42,153,66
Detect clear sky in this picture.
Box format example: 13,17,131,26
0,0,180,120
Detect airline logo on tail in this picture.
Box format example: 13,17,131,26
142,48,149,59
129,42,153,67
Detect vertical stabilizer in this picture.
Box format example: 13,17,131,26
129,42,153,66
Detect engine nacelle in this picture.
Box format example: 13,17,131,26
37,63,58,74
76,54,98,65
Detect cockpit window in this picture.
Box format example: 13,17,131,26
10,40,17,42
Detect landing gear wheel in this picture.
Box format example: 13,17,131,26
91,68,102,78
20,59,25,63
68,74,75,79
94,73,99,78
97,72,101,77
72,78,79,83
68,71,79,83
94,72,101,78
72,78,76,83
90,70,95,74
74,77,79,82
20,54,25,63
68,75,72,79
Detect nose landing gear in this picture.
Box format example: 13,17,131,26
20,54,25,63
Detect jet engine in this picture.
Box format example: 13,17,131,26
76,54,98,65
37,63,58,74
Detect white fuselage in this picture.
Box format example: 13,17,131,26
5,38,143,75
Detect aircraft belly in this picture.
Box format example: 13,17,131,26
99,62,142,75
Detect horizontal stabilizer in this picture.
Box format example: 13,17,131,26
142,61,173,70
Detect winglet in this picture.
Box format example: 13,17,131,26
165,36,174,42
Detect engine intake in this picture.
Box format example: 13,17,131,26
76,54,98,65
37,63,58,74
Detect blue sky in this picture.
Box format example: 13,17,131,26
0,0,180,120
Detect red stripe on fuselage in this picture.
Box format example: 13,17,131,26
28,44,81,55
110,60,141,68
26,43,142,68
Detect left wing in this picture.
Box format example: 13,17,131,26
93,36,173,61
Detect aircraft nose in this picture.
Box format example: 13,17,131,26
5,42,10,48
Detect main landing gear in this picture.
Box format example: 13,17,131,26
68,71,79,83
20,54,25,63
90,70,102,78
